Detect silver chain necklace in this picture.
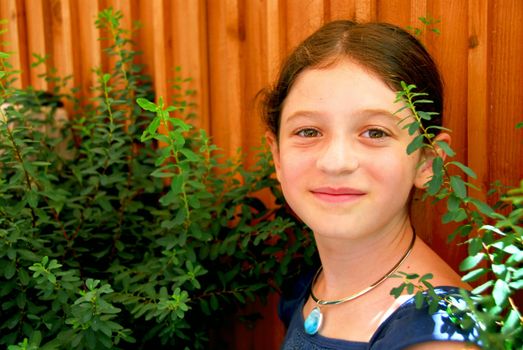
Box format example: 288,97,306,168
304,231,417,335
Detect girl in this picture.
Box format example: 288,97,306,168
262,21,480,350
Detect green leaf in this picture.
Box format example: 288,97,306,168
32,161,52,167
404,273,420,280
502,309,521,334
462,268,488,283
146,117,161,135
419,273,433,282
136,97,158,112
407,121,419,135
170,173,184,195
450,176,467,199
19,269,31,286
479,224,504,236
406,134,425,155
414,292,425,309
443,208,467,224
492,264,507,279
447,194,461,212
468,198,494,217
435,140,455,157
390,283,406,298
417,110,433,120
150,169,175,178
468,237,483,256
492,279,510,306
4,261,16,279
47,273,56,284
426,157,444,195
210,295,219,310
26,190,39,208
179,148,199,162
459,253,485,271
471,280,494,294
427,299,440,315
448,161,477,179
509,280,523,289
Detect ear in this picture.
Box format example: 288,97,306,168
265,131,282,182
414,132,451,189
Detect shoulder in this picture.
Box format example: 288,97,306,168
370,287,480,350
408,238,469,289
404,341,481,349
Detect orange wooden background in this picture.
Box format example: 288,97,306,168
1,0,522,348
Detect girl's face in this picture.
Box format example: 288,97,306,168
268,59,433,240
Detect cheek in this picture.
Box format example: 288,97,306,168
368,152,418,187
278,150,313,182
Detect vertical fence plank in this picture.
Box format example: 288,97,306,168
489,0,523,189
409,0,428,42
75,0,103,103
326,0,357,21
377,0,412,25
111,0,138,28
266,0,285,82
24,0,52,90
425,0,470,270
241,0,276,162
150,0,172,106
207,0,243,159
134,0,154,87
354,0,377,22
171,0,210,131
1,0,28,88
49,0,80,113
467,0,490,202
284,0,324,51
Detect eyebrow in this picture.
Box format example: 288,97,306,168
283,110,324,123
359,108,399,120
283,108,398,123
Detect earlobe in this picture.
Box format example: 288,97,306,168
265,131,282,181
414,132,451,189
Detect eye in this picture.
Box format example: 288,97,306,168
362,128,389,139
296,128,321,137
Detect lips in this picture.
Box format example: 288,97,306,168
310,187,365,203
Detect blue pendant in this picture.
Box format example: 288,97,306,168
304,306,323,335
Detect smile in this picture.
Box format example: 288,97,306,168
310,187,365,203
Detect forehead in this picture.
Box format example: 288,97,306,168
281,59,398,119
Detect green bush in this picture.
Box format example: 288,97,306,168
0,9,314,349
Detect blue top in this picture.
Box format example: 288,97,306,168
279,270,479,350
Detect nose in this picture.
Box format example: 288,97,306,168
316,134,359,174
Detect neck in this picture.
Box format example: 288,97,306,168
313,217,415,300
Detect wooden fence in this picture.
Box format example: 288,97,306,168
1,0,522,348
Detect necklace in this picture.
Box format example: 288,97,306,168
304,231,416,335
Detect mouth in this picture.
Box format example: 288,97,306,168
310,187,365,203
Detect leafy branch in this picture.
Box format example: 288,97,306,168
407,16,441,37
392,81,522,349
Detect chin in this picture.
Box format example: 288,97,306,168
309,224,360,240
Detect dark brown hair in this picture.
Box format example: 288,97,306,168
262,20,443,138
